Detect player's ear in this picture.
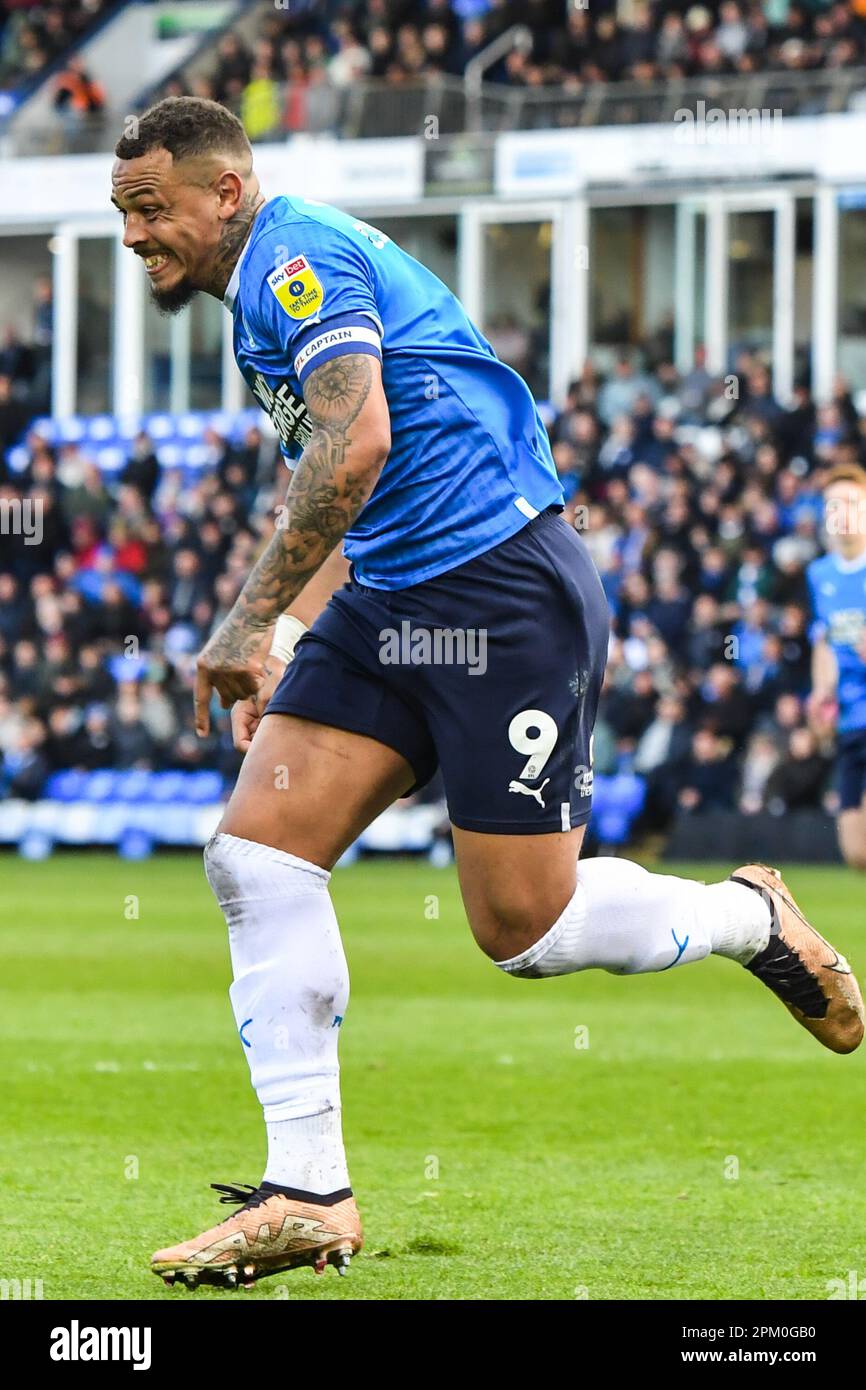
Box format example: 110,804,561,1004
215,169,245,220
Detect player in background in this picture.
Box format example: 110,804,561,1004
807,464,866,869
110,99,864,1291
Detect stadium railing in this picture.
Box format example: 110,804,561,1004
5,67,866,156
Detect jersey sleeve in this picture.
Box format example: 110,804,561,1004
250,223,383,390
805,559,827,643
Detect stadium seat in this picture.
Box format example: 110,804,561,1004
186,771,225,803
43,770,88,802
149,771,188,803
84,770,121,802
114,770,154,802
86,416,117,441
592,774,647,846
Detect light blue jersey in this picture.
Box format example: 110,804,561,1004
807,550,866,733
223,196,563,588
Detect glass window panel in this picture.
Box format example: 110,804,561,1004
143,291,171,414
727,209,774,357
838,206,866,389
480,220,551,399
189,294,224,411
794,199,813,384
76,237,113,414
590,206,676,369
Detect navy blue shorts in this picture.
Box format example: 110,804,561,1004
266,508,610,834
836,729,866,811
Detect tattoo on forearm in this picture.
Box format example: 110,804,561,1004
203,354,379,667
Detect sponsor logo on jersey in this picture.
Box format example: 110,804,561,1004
267,254,324,320
250,373,312,451
508,778,549,808
829,608,866,647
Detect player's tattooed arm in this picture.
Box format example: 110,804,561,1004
194,354,389,732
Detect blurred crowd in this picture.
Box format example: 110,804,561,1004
0,340,856,829
0,422,283,797
0,0,111,93
551,346,848,830
155,0,866,142
7,2,866,141
0,274,52,455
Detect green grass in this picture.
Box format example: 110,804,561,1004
2,854,865,1301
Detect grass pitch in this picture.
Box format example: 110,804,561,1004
2,853,864,1301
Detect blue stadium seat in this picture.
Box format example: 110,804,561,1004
187,771,224,803
7,444,29,472
83,770,119,802
156,444,184,467
86,415,117,441
107,653,148,683
43,769,87,801
183,443,215,467
207,411,236,436
145,414,176,439
177,412,204,438
149,771,187,803
114,769,153,802
592,773,647,845
57,417,87,443
115,414,144,440
96,446,126,471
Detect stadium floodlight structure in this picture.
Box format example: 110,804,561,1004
464,25,533,136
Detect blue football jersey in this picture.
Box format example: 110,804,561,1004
807,551,866,733
223,196,563,588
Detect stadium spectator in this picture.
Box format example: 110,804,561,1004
53,55,104,115
12,0,866,153
677,728,738,813
1,315,863,851
763,726,830,813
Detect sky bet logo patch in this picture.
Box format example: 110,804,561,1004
267,255,324,320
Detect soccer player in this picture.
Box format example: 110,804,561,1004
807,463,866,869
110,99,864,1290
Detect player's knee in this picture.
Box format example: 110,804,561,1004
203,829,289,905
203,831,237,903
469,895,566,969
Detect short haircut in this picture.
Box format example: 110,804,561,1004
823,462,866,492
115,96,252,166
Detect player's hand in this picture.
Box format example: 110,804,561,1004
194,644,267,738
230,659,287,753
806,690,838,739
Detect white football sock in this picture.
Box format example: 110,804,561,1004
494,857,771,978
264,1111,349,1195
204,831,351,1196
702,880,772,964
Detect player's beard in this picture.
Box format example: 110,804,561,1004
150,277,198,316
